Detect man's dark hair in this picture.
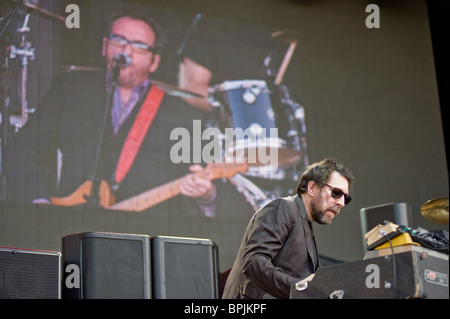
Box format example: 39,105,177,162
297,158,354,195
104,12,166,54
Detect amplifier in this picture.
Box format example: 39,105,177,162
290,246,448,299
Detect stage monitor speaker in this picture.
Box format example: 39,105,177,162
0,247,61,299
360,202,414,249
151,236,219,299
62,232,151,299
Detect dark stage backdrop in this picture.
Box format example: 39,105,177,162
1,0,448,271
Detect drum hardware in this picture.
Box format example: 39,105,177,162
1,0,23,198
208,79,303,180
7,12,35,127
20,0,65,22
151,79,205,99
2,0,66,131
271,30,298,86
224,138,302,170
203,28,308,202
227,173,269,211
176,13,203,58
266,30,308,167
261,50,278,81
421,197,449,225
62,65,102,73
59,71,202,99
3,1,65,25
270,83,309,168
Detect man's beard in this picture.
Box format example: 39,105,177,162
310,193,339,225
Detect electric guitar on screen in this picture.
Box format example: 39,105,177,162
49,162,248,212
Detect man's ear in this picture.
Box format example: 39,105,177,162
307,181,316,196
149,54,161,73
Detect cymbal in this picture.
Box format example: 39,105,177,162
151,80,204,99
421,197,449,225
62,65,102,72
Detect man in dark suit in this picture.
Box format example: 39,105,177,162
4,14,215,215
222,158,354,299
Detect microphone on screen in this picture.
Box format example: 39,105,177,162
113,52,131,68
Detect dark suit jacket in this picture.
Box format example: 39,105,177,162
222,195,319,299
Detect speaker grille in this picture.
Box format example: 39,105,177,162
62,232,151,299
152,236,219,299
81,237,146,299
164,242,216,298
0,248,61,299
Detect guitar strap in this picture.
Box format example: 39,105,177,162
114,84,165,184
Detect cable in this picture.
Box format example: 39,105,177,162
378,229,399,299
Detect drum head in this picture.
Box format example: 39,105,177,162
225,138,302,168
210,79,303,177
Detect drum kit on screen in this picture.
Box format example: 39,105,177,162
159,30,308,210
1,2,307,210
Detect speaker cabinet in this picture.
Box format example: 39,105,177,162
62,232,151,299
0,247,61,299
151,236,219,299
360,202,414,249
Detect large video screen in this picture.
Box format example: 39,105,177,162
2,0,448,273
1,0,308,221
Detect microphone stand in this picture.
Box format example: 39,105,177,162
84,63,120,207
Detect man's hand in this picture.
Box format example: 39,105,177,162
179,164,216,201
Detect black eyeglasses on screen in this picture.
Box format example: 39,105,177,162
108,34,157,54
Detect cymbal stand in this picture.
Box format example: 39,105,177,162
276,84,309,168
267,30,309,168
0,46,10,199
9,12,35,127
1,0,22,199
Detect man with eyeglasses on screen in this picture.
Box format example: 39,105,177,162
222,158,354,299
4,13,216,215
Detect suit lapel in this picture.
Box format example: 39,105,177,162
295,196,319,271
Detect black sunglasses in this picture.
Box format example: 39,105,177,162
324,184,352,205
